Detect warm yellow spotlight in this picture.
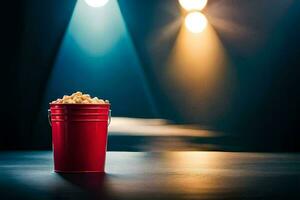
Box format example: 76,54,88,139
85,0,109,7
179,0,208,11
166,18,233,122
185,12,207,33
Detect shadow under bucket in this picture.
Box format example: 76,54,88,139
49,104,111,173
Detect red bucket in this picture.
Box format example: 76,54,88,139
48,104,111,173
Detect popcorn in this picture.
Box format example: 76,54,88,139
51,92,109,104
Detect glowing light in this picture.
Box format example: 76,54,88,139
166,18,233,121
179,0,208,11
85,0,109,7
185,12,207,33
42,0,159,121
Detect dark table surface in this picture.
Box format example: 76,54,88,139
0,151,299,200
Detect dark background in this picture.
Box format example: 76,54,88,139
1,0,299,151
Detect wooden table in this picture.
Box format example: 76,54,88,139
0,151,299,199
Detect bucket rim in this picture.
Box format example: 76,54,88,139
49,103,110,106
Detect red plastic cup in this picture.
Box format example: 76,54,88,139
48,103,111,173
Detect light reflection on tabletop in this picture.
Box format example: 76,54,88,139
108,117,220,137
0,151,299,199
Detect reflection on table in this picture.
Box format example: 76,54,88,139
0,151,299,199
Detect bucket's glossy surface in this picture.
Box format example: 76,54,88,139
49,104,110,173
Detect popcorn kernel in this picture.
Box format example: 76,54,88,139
51,92,109,104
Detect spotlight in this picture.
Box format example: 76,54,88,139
85,0,109,7
179,0,207,11
185,11,207,33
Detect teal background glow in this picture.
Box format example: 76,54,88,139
42,0,158,117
